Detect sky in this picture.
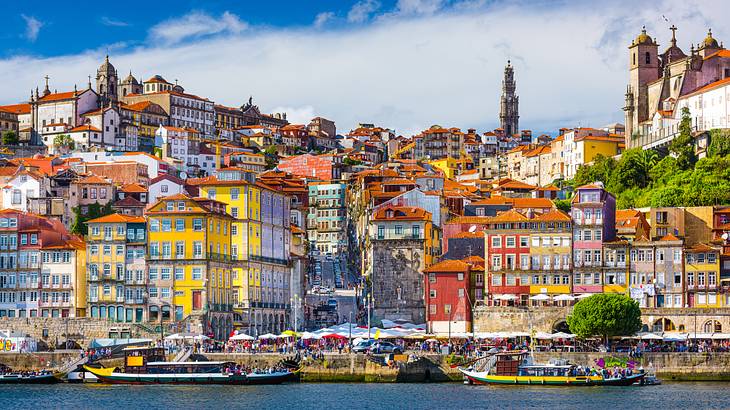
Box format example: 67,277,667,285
1,0,728,136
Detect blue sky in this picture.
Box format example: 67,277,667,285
1,0,728,135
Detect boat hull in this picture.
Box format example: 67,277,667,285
460,369,644,386
0,373,61,384
84,366,296,385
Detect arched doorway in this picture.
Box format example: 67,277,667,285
552,320,570,333
703,320,722,333
653,318,675,332
211,316,219,340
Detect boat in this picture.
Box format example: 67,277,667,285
66,364,99,383
460,350,644,386
0,371,61,384
84,346,297,385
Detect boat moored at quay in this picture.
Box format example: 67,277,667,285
459,351,645,386
83,347,298,385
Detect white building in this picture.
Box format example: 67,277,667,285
1,168,47,212
31,87,98,147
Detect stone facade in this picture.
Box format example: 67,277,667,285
371,239,426,324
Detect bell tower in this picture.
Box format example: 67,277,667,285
625,26,659,142
499,60,519,137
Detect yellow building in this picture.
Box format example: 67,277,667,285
574,134,624,166
41,238,87,318
685,244,722,308
146,193,234,339
197,168,293,335
428,156,473,179
86,213,148,322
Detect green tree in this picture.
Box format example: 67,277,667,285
553,199,571,213
573,154,616,187
608,148,651,191
567,294,642,341
1,130,18,145
264,145,279,170
53,134,75,152
70,202,114,236
669,107,697,170
707,129,730,157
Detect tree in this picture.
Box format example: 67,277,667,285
53,134,75,152
1,130,18,145
553,199,571,213
70,202,114,236
264,145,279,170
669,107,697,170
708,129,730,157
573,154,616,187
567,294,642,341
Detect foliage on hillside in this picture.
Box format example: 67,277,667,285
570,108,730,208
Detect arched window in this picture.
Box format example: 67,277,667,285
703,320,722,333
645,52,651,64
633,53,636,66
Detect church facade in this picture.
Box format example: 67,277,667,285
624,26,730,150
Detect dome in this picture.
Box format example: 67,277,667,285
703,29,719,48
98,55,116,75
634,26,656,46
123,71,139,85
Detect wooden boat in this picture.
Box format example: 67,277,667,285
0,372,61,384
84,346,297,385
460,350,644,386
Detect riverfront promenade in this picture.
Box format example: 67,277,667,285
5,351,730,382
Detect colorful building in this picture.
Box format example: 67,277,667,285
685,244,722,308
146,194,233,339
571,183,616,295
86,213,147,322
423,259,472,334
307,181,347,256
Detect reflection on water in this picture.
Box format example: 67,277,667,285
0,382,725,409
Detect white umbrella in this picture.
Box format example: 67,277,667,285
533,331,554,339
300,332,320,340
711,333,730,340
164,333,183,340
638,333,662,340
575,293,593,299
551,332,575,340
192,334,209,341
258,333,279,340
229,333,255,341
553,294,575,301
529,294,551,301
496,294,517,301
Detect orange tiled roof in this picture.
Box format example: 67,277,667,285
0,103,31,115
70,124,102,133
76,175,111,185
37,91,79,102
534,209,571,222
658,233,681,242
373,206,430,221
86,213,145,224
423,259,470,273
120,183,147,193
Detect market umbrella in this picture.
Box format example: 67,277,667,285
638,333,662,340
164,333,184,341
258,333,279,340
575,293,593,299
496,294,517,301
553,294,575,301
529,294,551,301
229,333,255,341
551,332,575,340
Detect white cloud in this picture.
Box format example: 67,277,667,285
149,11,247,45
269,106,316,125
348,0,381,23
314,12,335,29
394,0,445,16
101,16,130,27
21,15,43,42
2,1,728,135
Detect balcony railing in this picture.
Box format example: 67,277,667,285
250,255,290,266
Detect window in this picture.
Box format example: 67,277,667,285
429,304,436,315
457,272,464,281
175,219,185,231
506,237,516,248
192,268,202,280
193,242,203,258
175,241,185,258
394,225,403,235
645,51,650,64
520,237,529,247
150,219,160,232
162,219,172,232
491,237,502,248
161,268,171,280
174,267,184,280
428,273,436,283
193,219,203,231
429,289,436,298
458,288,465,298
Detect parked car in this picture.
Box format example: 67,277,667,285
327,299,338,308
352,339,375,353
370,341,402,355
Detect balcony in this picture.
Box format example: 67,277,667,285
89,296,99,302
116,296,125,302
250,255,290,266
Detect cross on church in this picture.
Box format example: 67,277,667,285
670,24,677,39
44,75,49,87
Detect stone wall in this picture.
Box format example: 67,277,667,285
0,317,159,348
473,306,730,334
371,239,426,324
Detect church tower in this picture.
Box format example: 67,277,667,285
499,60,519,137
625,26,659,142
96,55,119,106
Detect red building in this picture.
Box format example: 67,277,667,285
423,259,472,334
277,153,341,181
485,210,532,306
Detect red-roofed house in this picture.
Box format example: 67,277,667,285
31,85,98,147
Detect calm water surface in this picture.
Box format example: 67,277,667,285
0,382,726,409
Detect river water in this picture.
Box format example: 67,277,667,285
0,382,725,409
